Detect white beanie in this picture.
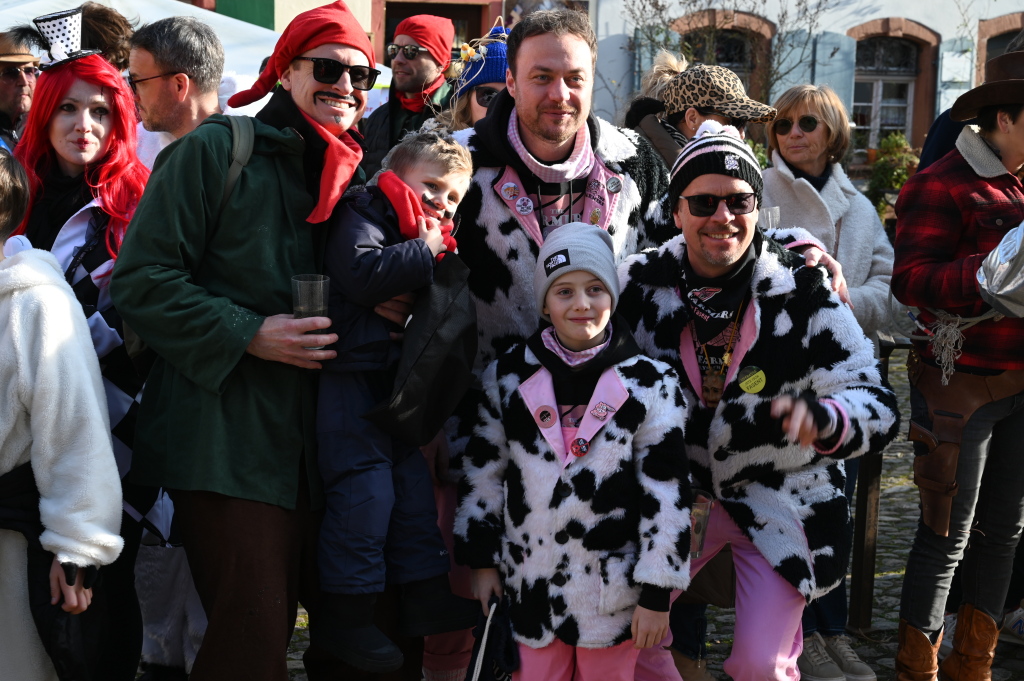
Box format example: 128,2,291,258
534,224,619,321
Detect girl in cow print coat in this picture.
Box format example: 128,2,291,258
454,226,693,680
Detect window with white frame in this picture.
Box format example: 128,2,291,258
852,37,918,150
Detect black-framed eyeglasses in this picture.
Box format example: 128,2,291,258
0,65,40,81
293,57,379,90
127,71,181,93
386,43,431,61
473,86,501,109
774,115,819,136
680,192,757,218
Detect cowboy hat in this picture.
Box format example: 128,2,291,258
951,51,1024,122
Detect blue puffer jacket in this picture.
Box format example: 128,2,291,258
321,187,435,372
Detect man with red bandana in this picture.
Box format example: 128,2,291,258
361,15,455,177
111,2,376,679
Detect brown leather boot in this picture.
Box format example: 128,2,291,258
896,619,941,681
939,603,999,681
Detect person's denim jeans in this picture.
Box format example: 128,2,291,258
900,383,1024,637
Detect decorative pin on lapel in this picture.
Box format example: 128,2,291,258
534,406,556,428
606,177,622,194
570,438,590,457
590,402,616,421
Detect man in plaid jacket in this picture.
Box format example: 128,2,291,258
891,50,1024,681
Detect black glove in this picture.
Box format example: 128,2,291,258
61,563,99,589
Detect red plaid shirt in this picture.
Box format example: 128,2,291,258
893,142,1024,370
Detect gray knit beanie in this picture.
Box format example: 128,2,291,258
534,223,619,321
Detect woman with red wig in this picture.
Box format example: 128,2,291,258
11,8,150,680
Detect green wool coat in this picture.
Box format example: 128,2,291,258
111,113,326,509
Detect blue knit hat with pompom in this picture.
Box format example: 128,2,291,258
455,26,510,98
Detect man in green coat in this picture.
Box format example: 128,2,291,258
110,3,378,679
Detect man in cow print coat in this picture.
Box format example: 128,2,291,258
620,122,900,681
450,9,674,379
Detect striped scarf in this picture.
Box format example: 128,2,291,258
507,107,595,183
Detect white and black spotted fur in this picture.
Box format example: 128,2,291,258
617,234,900,601
454,348,693,649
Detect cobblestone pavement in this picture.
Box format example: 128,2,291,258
284,350,1024,680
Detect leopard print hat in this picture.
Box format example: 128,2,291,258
661,64,776,124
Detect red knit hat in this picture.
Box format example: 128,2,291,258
394,15,455,70
228,0,374,108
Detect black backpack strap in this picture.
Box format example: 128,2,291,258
200,115,255,213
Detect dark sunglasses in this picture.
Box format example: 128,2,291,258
386,43,431,61
774,115,819,135
0,65,39,81
696,107,746,130
126,71,180,93
473,86,501,108
681,193,757,218
293,57,379,90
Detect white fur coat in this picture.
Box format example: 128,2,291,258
0,248,122,681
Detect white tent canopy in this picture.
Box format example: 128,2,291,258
0,0,280,77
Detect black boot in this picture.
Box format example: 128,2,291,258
310,592,403,673
399,574,481,637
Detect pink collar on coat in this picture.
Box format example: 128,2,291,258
517,364,630,469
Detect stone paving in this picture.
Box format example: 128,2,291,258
283,349,1024,680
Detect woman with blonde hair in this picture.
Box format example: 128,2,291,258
762,82,893,681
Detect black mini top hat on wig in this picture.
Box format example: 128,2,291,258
32,7,100,71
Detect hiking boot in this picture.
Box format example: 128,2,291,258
824,634,876,681
798,633,846,681
309,592,403,673
939,603,998,681
399,574,480,637
940,613,957,659
670,647,716,681
896,619,941,681
998,599,1024,647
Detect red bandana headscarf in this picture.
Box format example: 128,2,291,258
227,0,375,224
393,15,454,114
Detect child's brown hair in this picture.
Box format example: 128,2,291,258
0,150,30,241
386,130,473,181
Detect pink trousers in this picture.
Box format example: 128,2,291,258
514,639,640,681
422,483,475,675
635,503,805,681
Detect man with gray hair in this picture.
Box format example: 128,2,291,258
128,16,224,140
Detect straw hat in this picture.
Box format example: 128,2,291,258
951,51,1024,122
0,32,39,65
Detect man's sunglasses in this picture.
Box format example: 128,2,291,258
0,65,39,81
293,57,379,90
774,115,819,136
681,193,757,218
386,43,431,61
474,86,501,109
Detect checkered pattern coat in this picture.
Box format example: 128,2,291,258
51,199,142,478
893,126,1024,371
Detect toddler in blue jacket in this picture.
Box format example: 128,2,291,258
312,131,479,674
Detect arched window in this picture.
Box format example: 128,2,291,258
682,29,755,88
852,37,919,150
987,31,1018,60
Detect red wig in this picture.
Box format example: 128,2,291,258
14,54,148,260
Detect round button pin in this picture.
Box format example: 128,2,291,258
535,405,556,428
737,366,766,394
606,177,622,193
516,197,534,215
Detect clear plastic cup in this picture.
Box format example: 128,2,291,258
690,489,712,559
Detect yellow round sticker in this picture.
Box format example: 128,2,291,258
738,366,766,394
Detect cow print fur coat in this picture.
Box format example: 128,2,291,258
617,233,900,601
453,89,674,374
454,342,693,649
